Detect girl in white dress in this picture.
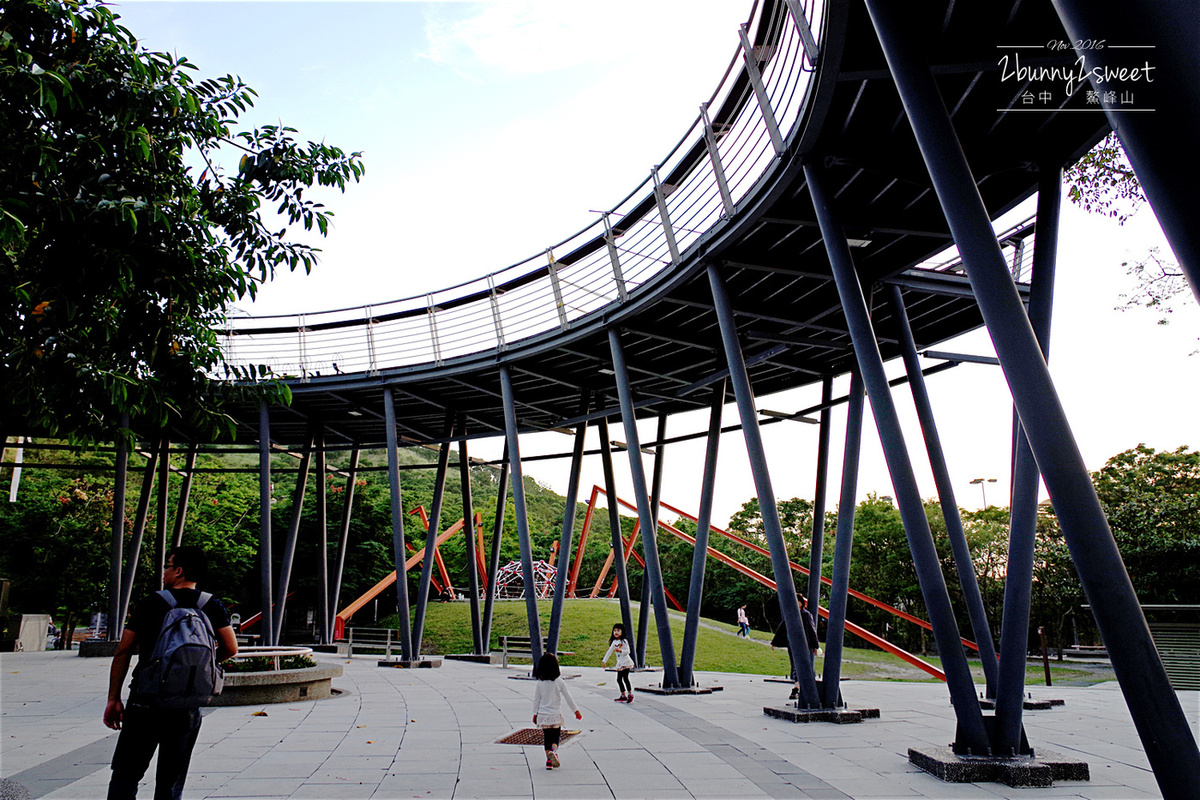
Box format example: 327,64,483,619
531,653,581,769
601,623,636,703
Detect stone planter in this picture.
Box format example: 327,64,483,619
210,663,343,706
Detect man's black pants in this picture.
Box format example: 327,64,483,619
108,704,202,800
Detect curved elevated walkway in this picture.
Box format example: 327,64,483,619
212,0,1104,448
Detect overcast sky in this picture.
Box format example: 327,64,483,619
114,1,1198,527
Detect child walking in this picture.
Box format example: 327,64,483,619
532,653,581,770
601,623,636,703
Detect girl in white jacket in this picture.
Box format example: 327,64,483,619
601,623,636,703
531,653,581,769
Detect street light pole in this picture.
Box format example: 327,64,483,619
970,477,997,508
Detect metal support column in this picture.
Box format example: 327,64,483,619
678,382,725,687
499,366,544,666
864,0,1200,781
706,265,819,707
258,404,275,645
599,418,637,644
888,285,999,694
995,168,1061,752
481,450,509,652
329,448,360,638
383,388,413,660
607,331,679,687
805,162,989,751
412,412,454,655
458,420,483,654
108,418,129,639
273,431,314,645
807,377,833,614
171,444,198,548
635,413,667,669
119,440,160,626
155,434,170,585
548,393,589,654
315,429,329,645
821,372,864,708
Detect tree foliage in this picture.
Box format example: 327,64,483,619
0,0,364,443
1091,444,1200,604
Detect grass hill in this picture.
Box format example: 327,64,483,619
380,598,1116,686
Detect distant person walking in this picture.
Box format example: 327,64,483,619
771,594,820,700
601,623,636,703
104,546,237,800
532,653,581,770
736,606,751,637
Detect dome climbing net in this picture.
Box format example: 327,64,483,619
493,560,557,599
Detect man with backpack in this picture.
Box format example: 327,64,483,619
104,546,238,800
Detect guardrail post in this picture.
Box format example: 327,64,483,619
364,306,379,374
426,295,443,365
487,275,507,350
701,103,736,218
783,0,820,65
546,250,570,330
297,314,308,380
738,24,784,154
652,167,682,265
602,213,629,302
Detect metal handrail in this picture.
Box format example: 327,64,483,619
221,1,826,380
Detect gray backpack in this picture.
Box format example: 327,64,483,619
133,590,225,708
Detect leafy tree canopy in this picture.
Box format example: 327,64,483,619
1091,444,1200,604
1,0,364,444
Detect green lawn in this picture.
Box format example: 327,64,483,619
375,598,1115,686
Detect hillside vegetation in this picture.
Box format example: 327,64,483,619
379,598,1116,686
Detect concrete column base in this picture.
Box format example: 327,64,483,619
909,746,1089,787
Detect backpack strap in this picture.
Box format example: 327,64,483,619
157,589,178,608
196,592,212,610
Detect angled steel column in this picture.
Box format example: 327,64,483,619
481,449,509,652
258,404,275,645
171,444,198,548
706,264,820,708
599,418,637,644
108,418,129,639
383,388,413,660
995,168,1061,752
821,371,864,708
458,419,483,654
119,440,160,626
635,413,668,668
862,1,1200,780
1052,0,1200,302
678,381,726,687
806,162,989,752
499,366,544,666
888,285,999,694
273,430,314,645
807,377,833,613
412,412,455,654
155,434,170,585
329,447,360,638
548,393,589,654
607,331,679,687
315,429,329,645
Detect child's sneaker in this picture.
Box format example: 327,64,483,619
548,751,560,768
625,694,633,704
546,757,554,770
615,695,627,702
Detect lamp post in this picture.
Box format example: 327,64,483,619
969,477,997,508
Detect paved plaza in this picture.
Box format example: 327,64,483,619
2,650,1195,799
